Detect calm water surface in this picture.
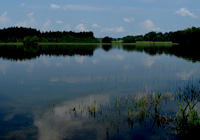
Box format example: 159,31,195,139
0,45,200,139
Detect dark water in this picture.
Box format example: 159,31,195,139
0,44,200,140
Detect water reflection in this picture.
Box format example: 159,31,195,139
0,44,200,139
33,92,180,140
0,45,99,61
122,45,200,63
0,44,200,62
34,95,109,140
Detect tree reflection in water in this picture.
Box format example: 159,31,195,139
1,44,200,63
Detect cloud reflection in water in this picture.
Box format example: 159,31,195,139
34,94,109,140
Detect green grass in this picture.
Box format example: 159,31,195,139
135,41,175,47
0,42,23,45
111,40,123,44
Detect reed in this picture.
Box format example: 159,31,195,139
53,82,200,139
173,85,200,139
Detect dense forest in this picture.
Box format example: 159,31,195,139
0,26,200,45
123,26,200,46
0,27,99,43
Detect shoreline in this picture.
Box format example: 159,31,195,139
0,42,179,46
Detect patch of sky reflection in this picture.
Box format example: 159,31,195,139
0,45,200,139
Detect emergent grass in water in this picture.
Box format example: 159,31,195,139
53,82,199,139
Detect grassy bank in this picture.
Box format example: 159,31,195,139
135,41,178,46
0,43,23,45
0,41,178,46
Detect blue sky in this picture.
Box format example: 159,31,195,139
0,0,200,37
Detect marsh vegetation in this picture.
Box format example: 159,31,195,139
44,81,200,139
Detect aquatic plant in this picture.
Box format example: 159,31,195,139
173,84,200,139
47,82,200,139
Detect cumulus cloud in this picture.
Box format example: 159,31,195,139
42,19,51,31
140,20,161,31
101,26,125,33
56,20,63,24
28,12,34,17
50,4,60,9
15,12,36,27
50,4,108,11
75,24,88,32
92,24,100,28
123,17,134,23
0,11,11,24
175,8,197,18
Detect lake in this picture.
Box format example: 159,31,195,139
0,44,200,140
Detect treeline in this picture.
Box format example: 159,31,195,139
123,27,200,46
0,27,99,43
1,26,200,45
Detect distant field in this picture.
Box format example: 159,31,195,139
0,43,23,45
135,41,178,46
111,40,123,44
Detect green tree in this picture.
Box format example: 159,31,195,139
23,36,39,45
144,32,157,41
102,36,112,43
123,36,136,43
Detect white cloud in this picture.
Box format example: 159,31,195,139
0,11,11,24
175,8,197,18
28,12,34,17
42,19,51,31
140,20,161,31
92,24,100,28
75,24,88,32
56,20,63,24
27,12,36,25
15,12,36,27
63,5,102,11
50,4,60,9
101,26,125,33
50,4,108,11
123,17,134,23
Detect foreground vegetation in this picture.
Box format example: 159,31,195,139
62,82,200,139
